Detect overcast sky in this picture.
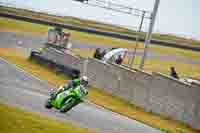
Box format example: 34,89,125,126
1,0,199,39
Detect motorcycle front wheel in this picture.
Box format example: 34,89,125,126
45,98,53,109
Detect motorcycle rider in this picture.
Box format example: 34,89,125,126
52,76,89,99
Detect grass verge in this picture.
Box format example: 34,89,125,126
143,58,200,78
0,48,199,133
1,5,200,48
0,17,144,50
0,102,94,133
1,16,200,61
150,45,200,60
0,5,138,37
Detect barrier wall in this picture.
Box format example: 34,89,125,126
40,48,80,66
41,49,200,129
149,73,200,129
73,58,154,109
73,58,200,129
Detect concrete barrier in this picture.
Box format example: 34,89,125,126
73,58,200,129
149,73,200,129
41,50,200,130
131,70,153,109
40,48,80,66
72,58,153,109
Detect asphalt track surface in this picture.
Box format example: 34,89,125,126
0,58,162,133
0,31,163,132
0,31,200,65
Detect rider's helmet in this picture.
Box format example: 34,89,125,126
80,76,88,87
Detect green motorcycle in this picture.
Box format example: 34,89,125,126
45,85,88,113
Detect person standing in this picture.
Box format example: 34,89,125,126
170,66,179,79
115,54,123,65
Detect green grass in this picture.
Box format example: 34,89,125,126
150,45,200,60
0,17,50,34
1,16,200,61
0,102,94,133
0,5,136,37
143,58,200,78
72,48,95,57
1,5,200,48
0,17,144,49
152,33,200,47
0,48,199,133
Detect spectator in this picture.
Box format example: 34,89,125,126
170,66,179,79
101,49,107,58
94,48,102,60
115,54,123,65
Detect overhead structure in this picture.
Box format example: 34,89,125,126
74,0,151,19
139,0,160,69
